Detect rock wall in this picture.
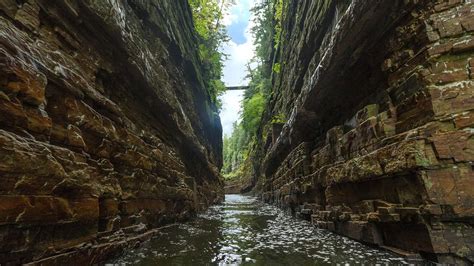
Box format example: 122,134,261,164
0,0,223,264
255,0,474,263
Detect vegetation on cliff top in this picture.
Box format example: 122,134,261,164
222,0,284,179
188,0,234,109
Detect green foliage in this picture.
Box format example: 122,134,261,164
222,170,241,180
271,113,286,124
272,62,281,74
251,0,275,62
222,0,280,180
188,0,233,109
222,122,248,175
188,0,290,179
274,0,283,48
241,92,265,134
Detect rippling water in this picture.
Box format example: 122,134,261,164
108,194,410,265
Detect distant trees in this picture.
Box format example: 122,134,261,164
222,0,285,179
222,122,246,177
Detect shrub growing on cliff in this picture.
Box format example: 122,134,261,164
242,92,265,134
188,0,234,109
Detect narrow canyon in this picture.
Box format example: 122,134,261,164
0,0,473,265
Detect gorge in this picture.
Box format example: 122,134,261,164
0,0,473,265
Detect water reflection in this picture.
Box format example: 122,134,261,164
108,194,409,265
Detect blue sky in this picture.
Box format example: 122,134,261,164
227,19,248,44
219,0,256,137
226,1,252,45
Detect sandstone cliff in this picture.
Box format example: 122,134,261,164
249,0,474,263
0,0,223,263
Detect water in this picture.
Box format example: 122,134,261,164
108,195,410,265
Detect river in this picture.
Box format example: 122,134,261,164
108,194,410,265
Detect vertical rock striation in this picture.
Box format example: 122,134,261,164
0,0,223,263
253,0,474,263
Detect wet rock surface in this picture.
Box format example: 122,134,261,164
245,0,474,264
1,0,473,264
110,194,410,265
0,0,223,263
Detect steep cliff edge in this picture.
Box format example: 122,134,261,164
0,0,223,263
247,0,474,263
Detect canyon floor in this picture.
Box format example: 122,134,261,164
109,194,414,265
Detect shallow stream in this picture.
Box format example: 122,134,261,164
109,194,410,265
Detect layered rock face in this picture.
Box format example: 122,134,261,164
0,0,223,263
256,0,474,263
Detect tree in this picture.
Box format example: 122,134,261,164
222,0,284,180
188,0,234,109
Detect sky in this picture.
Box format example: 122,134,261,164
219,0,256,137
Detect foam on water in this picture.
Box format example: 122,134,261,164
108,194,411,265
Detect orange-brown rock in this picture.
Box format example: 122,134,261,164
0,0,223,264
252,0,474,264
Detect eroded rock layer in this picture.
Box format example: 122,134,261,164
255,0,474,263
0,0,223,263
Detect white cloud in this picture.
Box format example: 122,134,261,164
222,0,253,25
221,2,256,86
222,12,238,26
221,43,253,86
220,90,244,136
219,0,256,136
